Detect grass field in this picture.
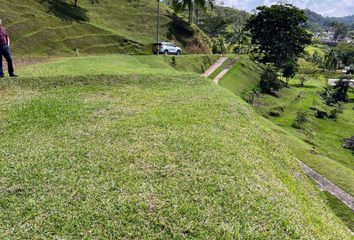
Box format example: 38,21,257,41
0,0,211,56
0,55,352,238
217,55,354,231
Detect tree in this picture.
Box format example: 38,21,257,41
246,4,311,69
331,22,348,42
224,25,251,53
259,66,281,94
311,50,323,67
298,74,308,87
173,0,213,24
282,61,298,85
324,49,339,71
336,43,354,66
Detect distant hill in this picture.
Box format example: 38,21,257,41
305,9,354,31
334,15,354,25
0,0,211,56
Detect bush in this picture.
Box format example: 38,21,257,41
259,67,281,94
171,56,177,68
269,110,281,117
321,78,350,105
328,108,339,119
292,110,308,129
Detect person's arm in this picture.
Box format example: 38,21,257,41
6,34,10,46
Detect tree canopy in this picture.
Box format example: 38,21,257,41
246,4,312,69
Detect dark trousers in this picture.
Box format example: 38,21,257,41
0,45,14,76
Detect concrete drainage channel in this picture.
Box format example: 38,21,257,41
201,56,240,84
202,56,228,78
300,161,354,211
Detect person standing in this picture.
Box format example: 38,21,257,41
0,19,17,78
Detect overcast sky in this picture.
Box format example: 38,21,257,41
219,0,354,17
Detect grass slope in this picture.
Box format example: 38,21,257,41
0,0,211,56
18,54,219,77
0,55,351,238
218,55,354,231
219,55,263,98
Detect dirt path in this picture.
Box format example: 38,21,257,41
202,56,228,78
299,161,354,212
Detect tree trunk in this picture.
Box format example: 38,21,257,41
188,4,193,24
194,7,199,24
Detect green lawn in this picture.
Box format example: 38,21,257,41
0,55,351,238
322,192,354,232
19,54,220,77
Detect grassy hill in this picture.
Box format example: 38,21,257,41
0,55,352,238
218,55,354,231
0,0,211,56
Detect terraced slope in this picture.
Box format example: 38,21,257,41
0,0,211,56
0,55,352,238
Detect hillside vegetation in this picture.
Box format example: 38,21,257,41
0,55,351,238
217,55,354,231
0,0,211,56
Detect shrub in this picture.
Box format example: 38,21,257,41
247,86,259,104
259,67,281,94
321,78,350,105
269,110,281,117
292,110,308,129
328,108,339,119
171,56,177,68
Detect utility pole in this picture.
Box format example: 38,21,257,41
156,0,160,55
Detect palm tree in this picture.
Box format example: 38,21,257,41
172,0,213,24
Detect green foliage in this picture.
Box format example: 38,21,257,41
172,0,214,24
292,110,308,129
311,50,324,67
259,66,281,93
324,49,339,70
298,74,309,87
212,36,227,54
336,43,354,66
322,78,350,105
171,56,177,68
246,4,312,69
247,86,259,104
282,61,299,85
331,22,349,41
